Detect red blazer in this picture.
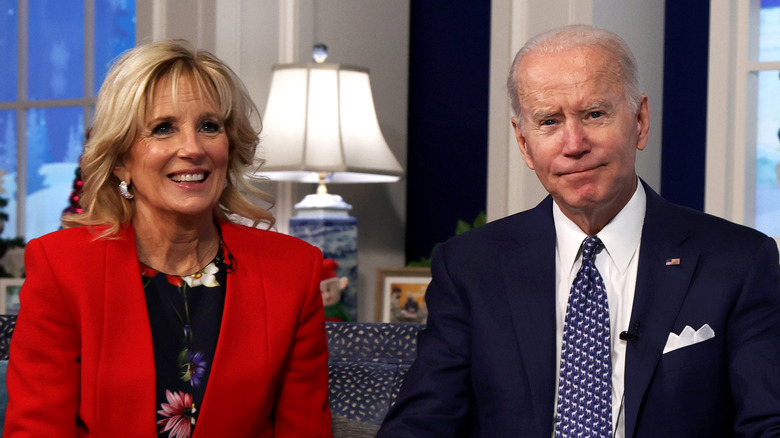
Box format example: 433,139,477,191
4,222,332,437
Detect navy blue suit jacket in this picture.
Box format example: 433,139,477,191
378,183,780,437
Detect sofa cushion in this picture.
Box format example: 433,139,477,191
326,322,423,426
0,315,16,361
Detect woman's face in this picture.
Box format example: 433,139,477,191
115,74,229,226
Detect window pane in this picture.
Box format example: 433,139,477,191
761,0,780,62
26,106,83,240
0,110,17,239
27,0,84,100
94,0,136,96
755,70,780,236
0,0,18,102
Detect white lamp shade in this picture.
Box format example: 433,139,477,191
255,63,403,183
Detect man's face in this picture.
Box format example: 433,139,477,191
512,46,649,231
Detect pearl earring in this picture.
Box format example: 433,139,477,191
119,180,134,200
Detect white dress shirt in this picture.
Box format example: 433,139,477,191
551,181,646,438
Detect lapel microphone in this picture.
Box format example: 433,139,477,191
619,321,640,341
215,239,237,274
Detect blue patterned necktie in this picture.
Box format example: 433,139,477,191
555,235,612,438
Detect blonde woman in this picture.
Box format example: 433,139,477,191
4,40,332,437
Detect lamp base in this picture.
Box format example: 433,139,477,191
290,194,358,321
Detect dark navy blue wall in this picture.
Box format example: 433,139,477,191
405,1,491,263
661,0,710,210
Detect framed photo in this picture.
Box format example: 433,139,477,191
0,278,24,314
375,267,432,323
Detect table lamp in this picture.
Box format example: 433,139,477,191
252,44,403,321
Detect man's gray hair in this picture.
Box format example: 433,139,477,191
506,25,641,117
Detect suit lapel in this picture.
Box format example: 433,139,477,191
194,224,271,436
623,185,699,438
99,226,158,436
501,198,558,436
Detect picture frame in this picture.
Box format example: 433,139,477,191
0,278,24,314
375,267,432,323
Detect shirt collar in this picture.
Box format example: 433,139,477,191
554,179,646,275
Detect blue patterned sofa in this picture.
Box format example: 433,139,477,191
0,315,16,434
0,316,422,437
326,321,423,436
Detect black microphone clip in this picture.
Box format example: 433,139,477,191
619,322,640,341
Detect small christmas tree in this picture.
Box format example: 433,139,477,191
62,130,88,218
62,166,84,216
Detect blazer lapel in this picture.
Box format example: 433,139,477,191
623,185,699,438
193,224,271,436
501,198,558,436
98,226,158,436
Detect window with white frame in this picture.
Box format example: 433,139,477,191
756,1,780,236
0,0,135,241
706,0,780,246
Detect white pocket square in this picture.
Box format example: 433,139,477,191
663,324,715,354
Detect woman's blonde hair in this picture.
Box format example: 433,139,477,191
62,39,274,236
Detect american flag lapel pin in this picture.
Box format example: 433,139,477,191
665,258,681,266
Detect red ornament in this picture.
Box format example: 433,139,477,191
62,167,84,218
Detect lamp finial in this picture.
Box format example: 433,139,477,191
312,44,328,63
317,172,330,195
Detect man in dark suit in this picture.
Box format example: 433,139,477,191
377,24,780,437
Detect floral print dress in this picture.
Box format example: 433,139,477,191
140,253,227,438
